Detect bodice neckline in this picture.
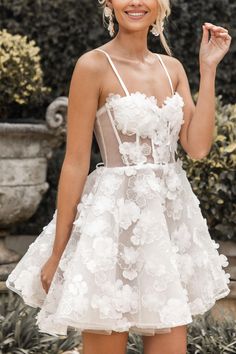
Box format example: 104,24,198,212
96,91,184,118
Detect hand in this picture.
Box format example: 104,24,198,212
40,255,60,294
199,22,232,70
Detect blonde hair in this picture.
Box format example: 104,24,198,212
98,0,172,56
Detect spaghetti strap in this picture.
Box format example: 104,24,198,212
95,48,130,96
155,54,174,95
95,48,130,97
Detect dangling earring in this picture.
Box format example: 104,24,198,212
104,6,115,37
151,20,164,37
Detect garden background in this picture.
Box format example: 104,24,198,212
1,0,235,242
0,0,236,353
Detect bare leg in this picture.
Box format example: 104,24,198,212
142,325,188,354
82,330,129,354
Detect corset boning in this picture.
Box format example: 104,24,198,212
94,101,184,168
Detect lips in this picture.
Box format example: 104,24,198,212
125,11,148,20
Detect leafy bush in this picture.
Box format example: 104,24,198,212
0,0,234,121
187,312,236,354
0,28,51,120
178,94,236,241
0,291,81,354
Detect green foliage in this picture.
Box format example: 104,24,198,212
178,94,236,241
0,291,81,354
0,29,51,120
0,0,235,121
187,312,236,354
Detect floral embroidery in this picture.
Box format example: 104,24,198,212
68,274,88,296
80,217,112,238
107,92,160,138
91,279,138,320
99,173,123,195
131,209,166,246
116,198,140,230
175,253,195,284
126,171,162,207
171,223,192,253
80,236,118,273
119,141,151,165
106,91,184,165
91,195,116,215
118,244,144,281
13,266,41,297
159,298,191,324
5,91,231,337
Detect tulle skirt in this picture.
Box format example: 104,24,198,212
6,159,231,336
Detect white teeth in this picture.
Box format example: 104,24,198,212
126,12,146,17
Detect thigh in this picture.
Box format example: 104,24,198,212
142,325,188,354
82,330,129,354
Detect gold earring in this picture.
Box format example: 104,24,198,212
104,6,115,37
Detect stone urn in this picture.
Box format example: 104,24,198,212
0,96,68,280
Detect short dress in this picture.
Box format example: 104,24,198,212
6,48,231,337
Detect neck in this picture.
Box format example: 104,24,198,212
111,28,150,62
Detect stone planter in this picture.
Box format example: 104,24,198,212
0,97,68,280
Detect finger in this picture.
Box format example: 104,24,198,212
211,28,229,36
201,24,209,44
214,33,232,41
42,281,47,293
215,33,231,38
204,23,228,33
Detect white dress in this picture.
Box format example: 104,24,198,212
6,48,231,337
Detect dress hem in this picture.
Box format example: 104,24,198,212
6,280,231,337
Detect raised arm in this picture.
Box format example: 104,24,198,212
176,22,231,159
40,50,102,293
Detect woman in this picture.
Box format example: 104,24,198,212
6,1,232,353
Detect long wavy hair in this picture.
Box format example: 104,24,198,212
98,0,172,56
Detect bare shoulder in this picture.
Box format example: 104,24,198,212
158,54,187,87
160,53,187,75
74,48,109,77
159,53,183,69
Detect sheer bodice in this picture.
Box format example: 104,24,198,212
94,49,185,167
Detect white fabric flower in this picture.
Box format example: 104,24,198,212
14,266,42,298
68,274,88,296
131,209,165,245
99,173,123,195
92,195,115,215
118,244,144,281
126,171,162,206
91,279,138,320
171,223,192,252
107,92,160,138
175,253,195,284
116,198,140,230
80,236,118,273
160,298,190,324
82,217,112,238
119,141,151,165
219,254,229,267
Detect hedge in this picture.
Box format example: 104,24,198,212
0,0,235,121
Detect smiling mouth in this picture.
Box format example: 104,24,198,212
124,11,148,20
